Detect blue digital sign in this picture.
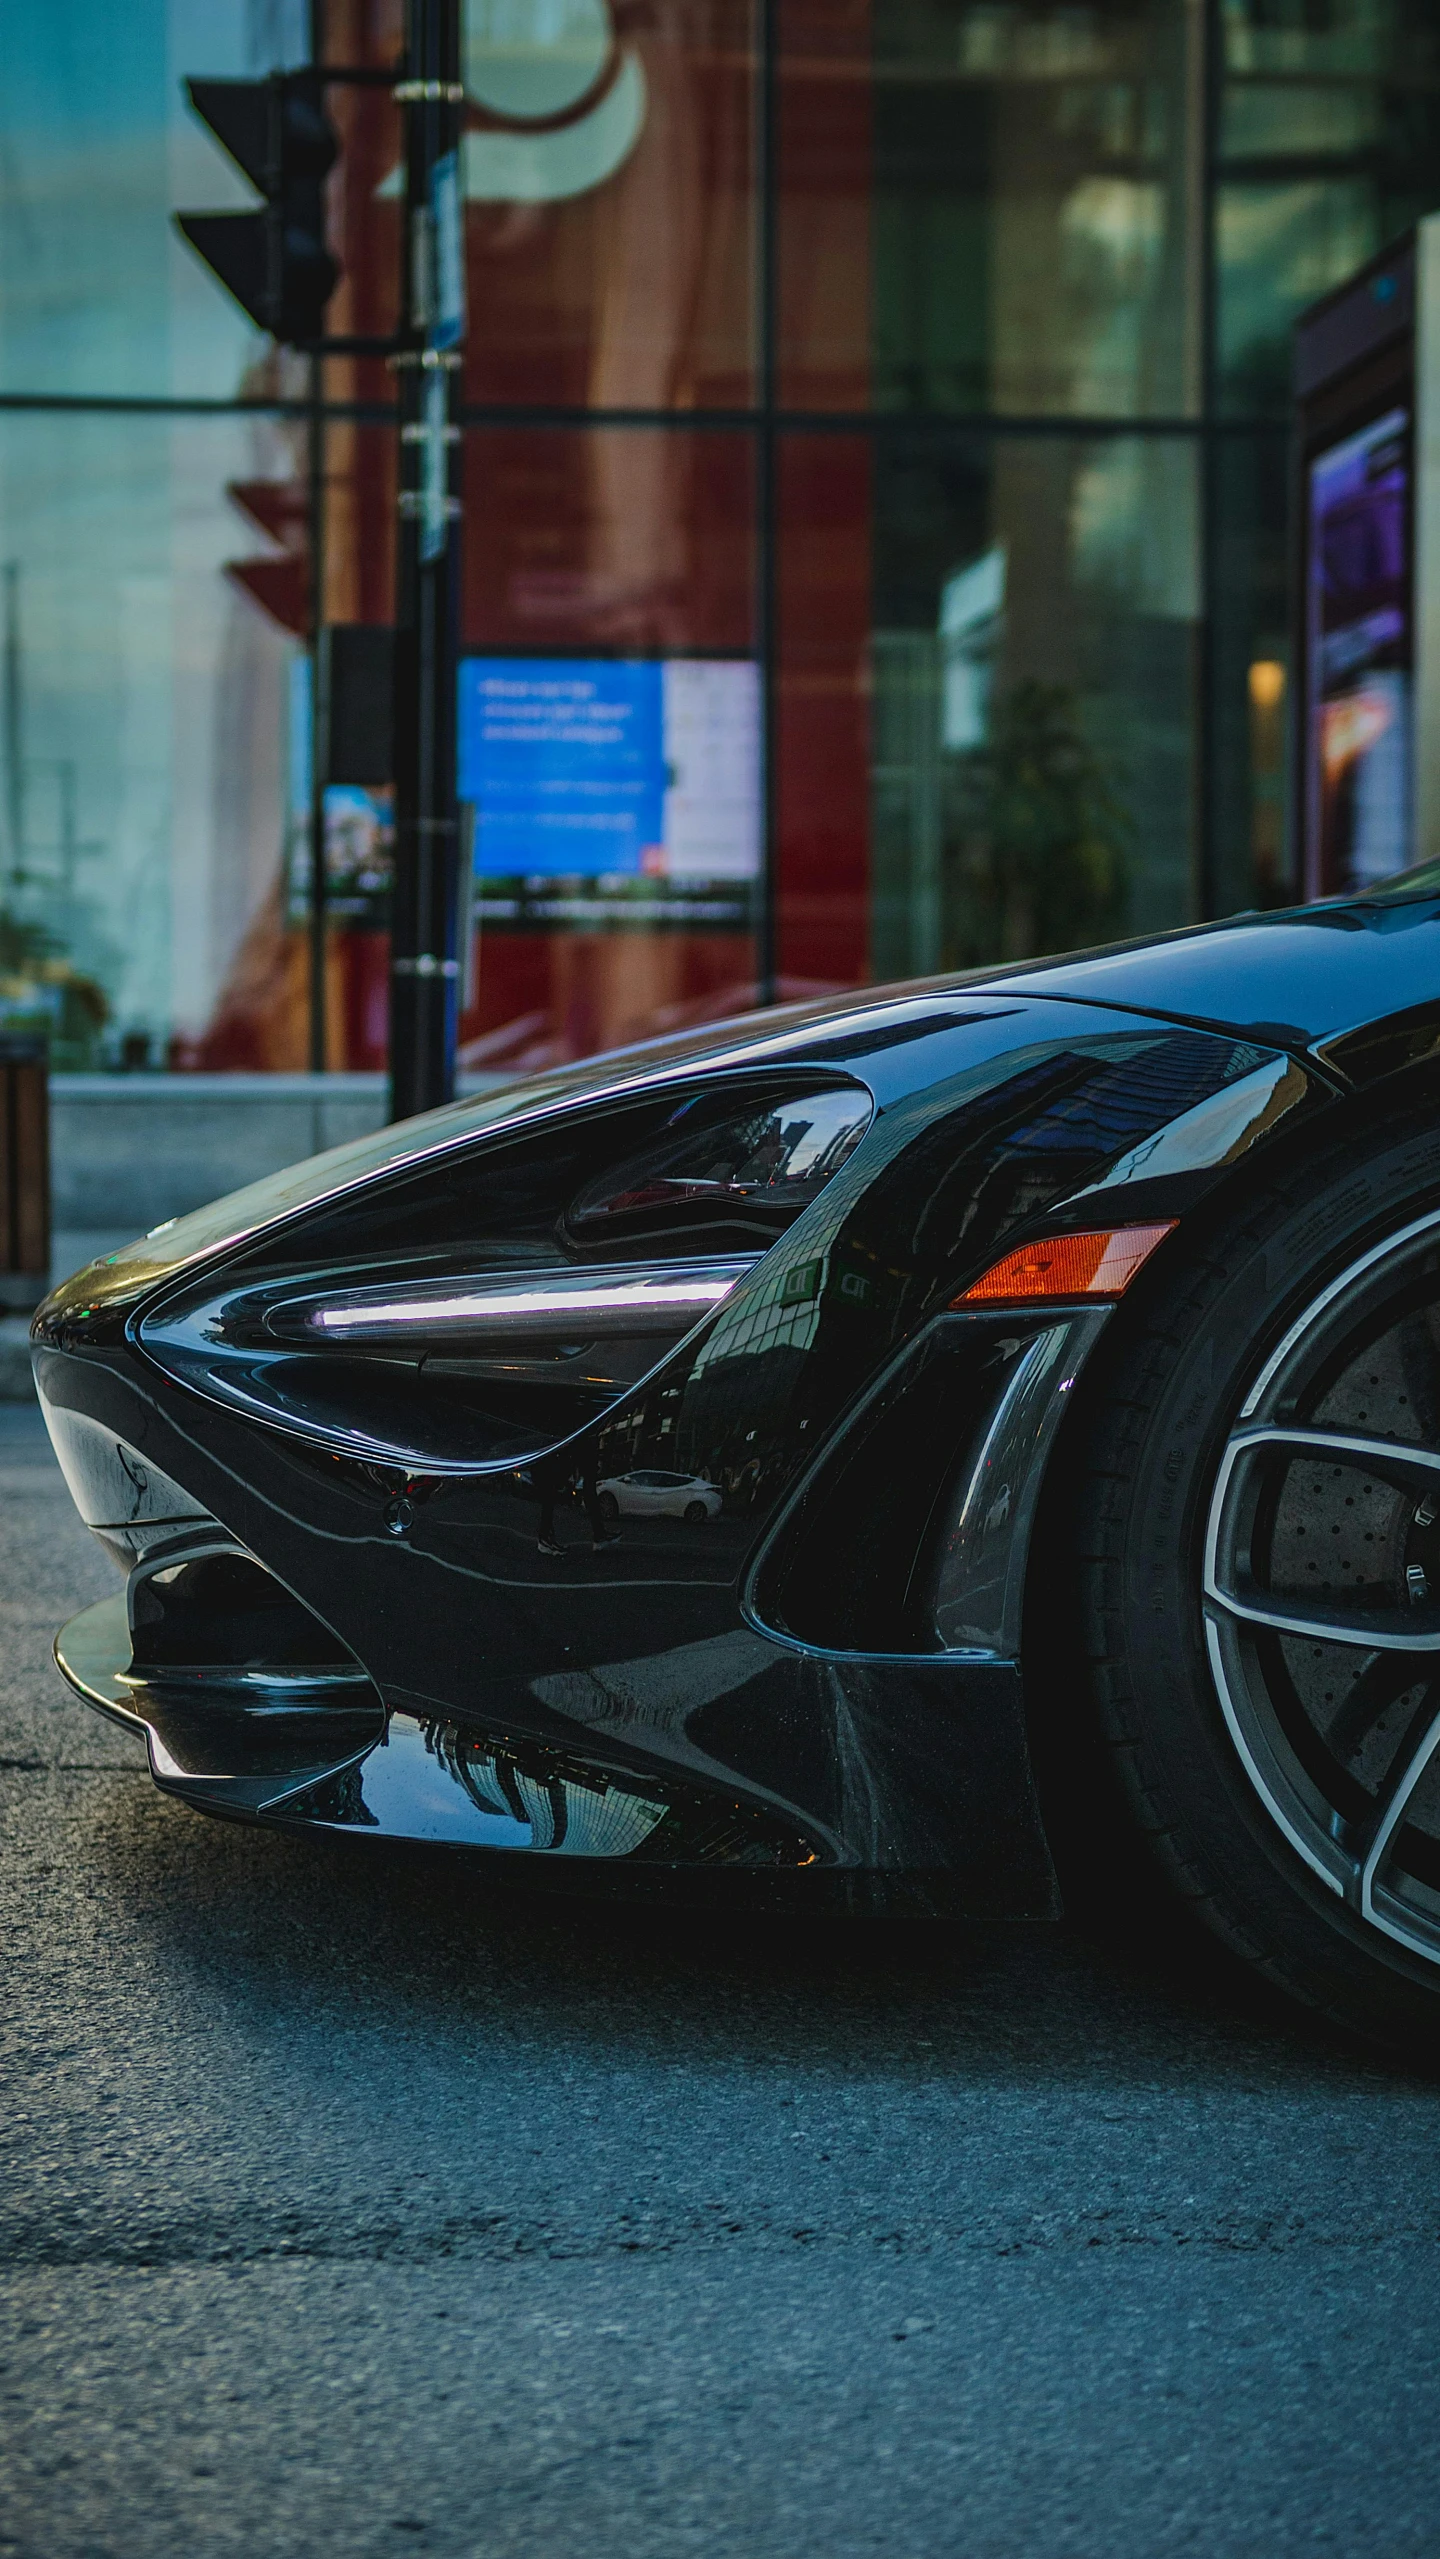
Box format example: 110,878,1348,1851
457,656,762,897
458,659,666,878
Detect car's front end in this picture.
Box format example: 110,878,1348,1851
34,881,1440,1926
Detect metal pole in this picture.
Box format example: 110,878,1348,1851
1196,0,1222,922
388,0,464,1123
307,359,328,1071
307,0,328,1072
58,759,76,899
3,563,23,890
755,0,778,1007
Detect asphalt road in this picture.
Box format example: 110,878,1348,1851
5,1402,1440,2558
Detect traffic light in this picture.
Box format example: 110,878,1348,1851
176,72,340,348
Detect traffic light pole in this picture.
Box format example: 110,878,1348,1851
176,16,462,1119
388,0,464,1124
306,0,328,1077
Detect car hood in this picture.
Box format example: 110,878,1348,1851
37,877,1440,1332
980,878,1440,1061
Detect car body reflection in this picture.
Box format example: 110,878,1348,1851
352,1717,668,1853
596,1468,722,1524
288,1712,818,1867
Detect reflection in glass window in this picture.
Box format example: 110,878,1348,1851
866,435,1198,975
1218,1,1440,413
0,0,308,400
445,424,759,1078
0,415,299,1067
298,411,766,1076
1207,432,1292,917
783,0,1202,419
431,0,756,408
8,0,1437,1088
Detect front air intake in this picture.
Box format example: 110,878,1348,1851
126,1543,370,1697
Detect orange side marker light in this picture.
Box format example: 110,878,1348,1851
954,1222,1177,1307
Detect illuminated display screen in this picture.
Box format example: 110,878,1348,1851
457,656,760,925
1305,406,1412,894
287,655,762,933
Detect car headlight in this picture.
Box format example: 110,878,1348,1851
134,1076,874,1472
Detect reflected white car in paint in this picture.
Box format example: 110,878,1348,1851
596,1469,722,1525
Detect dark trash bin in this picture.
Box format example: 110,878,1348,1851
0,1039,50,1297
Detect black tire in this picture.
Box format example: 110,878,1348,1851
597,1491,620,1528
683,1500,709,1524
1059,1091,1440,2051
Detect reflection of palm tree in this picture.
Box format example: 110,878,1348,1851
944,680,1130,967
0,907,108,1066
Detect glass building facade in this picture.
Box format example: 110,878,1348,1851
2,0,1439,1075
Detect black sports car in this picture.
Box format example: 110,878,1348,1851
33,872,1440,2045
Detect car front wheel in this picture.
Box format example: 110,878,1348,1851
1065,1096,1440,2048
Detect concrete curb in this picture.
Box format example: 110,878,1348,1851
0,1321,35,1403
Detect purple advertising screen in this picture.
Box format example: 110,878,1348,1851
1305,405,1412,895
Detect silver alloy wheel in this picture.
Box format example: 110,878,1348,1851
1204,1205,1440,1969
